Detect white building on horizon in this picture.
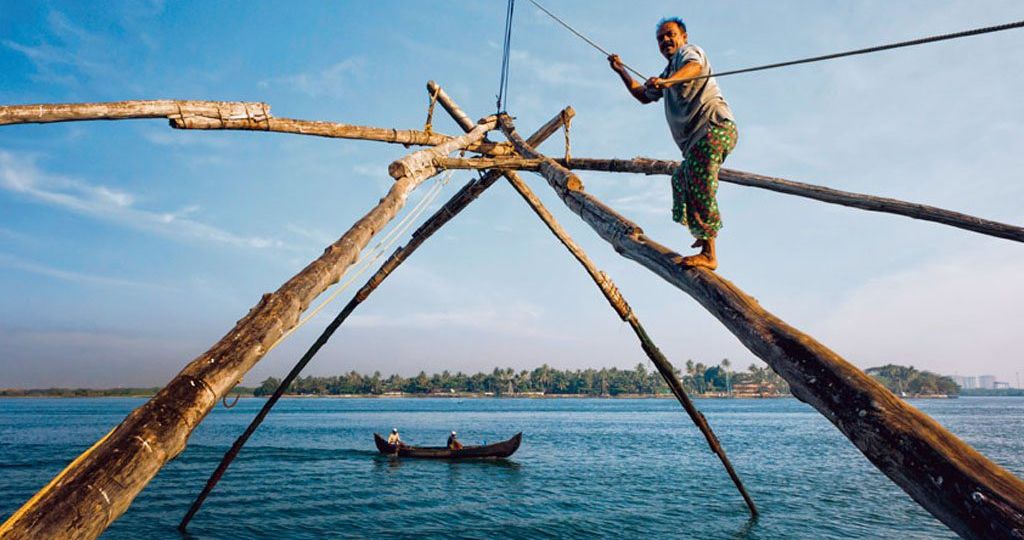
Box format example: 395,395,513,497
951,375,978,389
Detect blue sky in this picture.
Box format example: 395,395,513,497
1,1,1022,388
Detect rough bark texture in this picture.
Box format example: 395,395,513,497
0,100,514,156
0,120,497,540
434,156,1024,243
502,169,757,516
499,114,1024,540
178,107,570,531
427,80,476,133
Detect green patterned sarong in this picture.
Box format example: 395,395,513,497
671,121,738,240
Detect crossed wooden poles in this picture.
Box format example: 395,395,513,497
1,84,1022,540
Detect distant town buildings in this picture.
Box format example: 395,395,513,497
950,374,1009,390
951,375,978,389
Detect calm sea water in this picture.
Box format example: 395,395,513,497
1,397,1022,539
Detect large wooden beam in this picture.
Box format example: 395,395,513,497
0,118,498,540
178,107,571,531
502,168,757,516
498,114,1024,540
434,156,1024,244
422,82,758,514
0,100,514,156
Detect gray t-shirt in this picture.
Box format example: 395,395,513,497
644,43,734,156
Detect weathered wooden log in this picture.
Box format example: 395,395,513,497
0,119,498,540
0,100,270,127
434,156,1024,243
426,80,476,133
427,81,757,514
0,100,514,156
498,114,1024,540
502,168,757,516
178,107,570,531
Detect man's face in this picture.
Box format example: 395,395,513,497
656,22,687,59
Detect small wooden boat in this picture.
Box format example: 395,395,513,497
374,432,522,459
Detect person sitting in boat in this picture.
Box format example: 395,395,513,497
446,431,463,450
387,428,401,446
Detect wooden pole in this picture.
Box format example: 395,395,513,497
433,156,1024,244
0,100,514,156
5,100,1016,242
497,114,1024,540
502,168,758,516
178,107,571,531
0,118,498,540
426,81,476,133
423,80,758,514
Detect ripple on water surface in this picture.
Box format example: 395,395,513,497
1,397,1022,539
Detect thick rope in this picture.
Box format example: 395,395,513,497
496,0,516,112
526,0,1024,83
424,85,440,134
679,18,1024,85
526,0,646,79
561,109,572,161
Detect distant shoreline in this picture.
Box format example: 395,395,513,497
1,391,983,399
0,390,793,399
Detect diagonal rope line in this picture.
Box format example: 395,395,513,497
265,171,452,353
526,0,1024,83
680,18,1024,84
525,0,646,79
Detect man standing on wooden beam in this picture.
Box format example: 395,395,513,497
608,17,737,270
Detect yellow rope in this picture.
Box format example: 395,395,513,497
265,171,453,353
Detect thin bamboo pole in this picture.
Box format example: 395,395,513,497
502,168,758,516
177,107,571,531
0,117,498,540
424,84,758,515
498,113,1024,540
0,100,514,156
433,156,1024,243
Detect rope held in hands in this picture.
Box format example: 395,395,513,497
525,0,1024,83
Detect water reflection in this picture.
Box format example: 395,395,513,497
373,455,522,472
730,516,760,539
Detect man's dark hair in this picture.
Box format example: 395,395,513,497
657,17,687,34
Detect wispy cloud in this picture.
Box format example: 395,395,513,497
286,222,335,247
0,149,289,250
0,252,160,288
259,58,366,98
2,11,114,87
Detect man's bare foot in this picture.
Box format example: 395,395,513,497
679,252,717,270
679,238,718,270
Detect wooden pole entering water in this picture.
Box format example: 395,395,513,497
177,105,572,532
0,116,498,540
503,168,758,516
497,113,1024,540
425,88,757,516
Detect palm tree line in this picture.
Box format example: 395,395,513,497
253,360,792,397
